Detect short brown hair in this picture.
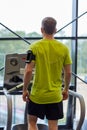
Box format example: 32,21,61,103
41,17,57,35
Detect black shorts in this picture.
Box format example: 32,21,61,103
27,100,63,120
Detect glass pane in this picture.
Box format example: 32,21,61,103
76,39,87,119
78,1,87,36
0,40,29,54
77,40,87,79
0,0,72,36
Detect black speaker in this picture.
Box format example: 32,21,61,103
4,53,27,90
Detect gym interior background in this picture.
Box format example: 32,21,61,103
0,0,87,130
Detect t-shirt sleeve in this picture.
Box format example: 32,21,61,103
64,47,72,65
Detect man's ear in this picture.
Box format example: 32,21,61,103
41,27,44,33
54,28,57,33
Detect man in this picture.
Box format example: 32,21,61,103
22,17,72,130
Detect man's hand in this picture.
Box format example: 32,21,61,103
22,90,30,102
62,89,69,100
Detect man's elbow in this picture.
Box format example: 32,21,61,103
27,69,32,75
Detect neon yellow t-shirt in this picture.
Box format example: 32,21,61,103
29,39,72,104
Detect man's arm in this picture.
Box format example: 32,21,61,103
62,64,72,100
22,62,35,102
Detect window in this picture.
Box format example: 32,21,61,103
2,0,87,128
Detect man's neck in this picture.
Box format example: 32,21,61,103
43,37,54,40
43,35,54,40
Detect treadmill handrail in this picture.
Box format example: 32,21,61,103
3,88,12,130
3,84,85,130
69,90,85,130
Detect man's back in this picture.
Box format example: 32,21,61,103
29,39,72,104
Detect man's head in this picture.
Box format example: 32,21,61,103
41,17,57,35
